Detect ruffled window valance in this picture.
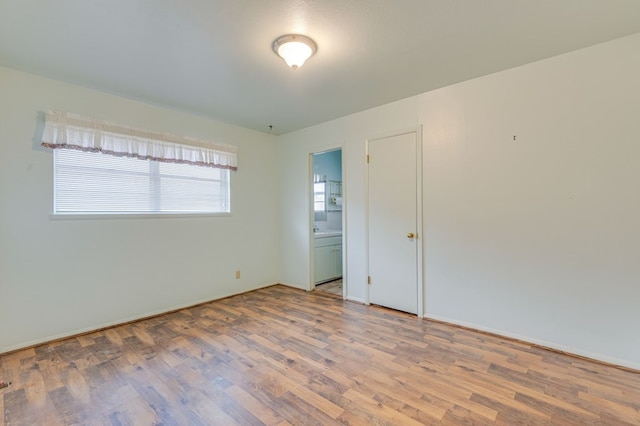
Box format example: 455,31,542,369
41,111,238,170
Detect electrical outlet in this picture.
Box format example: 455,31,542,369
235,270,241,279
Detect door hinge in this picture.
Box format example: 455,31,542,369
368,276,371,284
366,154,370,164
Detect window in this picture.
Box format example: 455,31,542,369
314,181,326,212
42,111,237,215
53,150,230,214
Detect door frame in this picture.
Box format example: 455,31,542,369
365,127,423,316
308,147,346,299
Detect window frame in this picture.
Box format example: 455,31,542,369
42,111,237,219
313,181,326,213
51,149,233,218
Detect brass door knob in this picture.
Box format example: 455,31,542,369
407,232,415,239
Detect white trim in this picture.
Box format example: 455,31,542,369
308,152,316,292
279,282,308,291
415,125,424,317
50,212,232,220
424,313,640,371
1,283,277,355
341,151,347,300
366,127,420,144
346,296,366,304
364,137,371,305
309,147,346,294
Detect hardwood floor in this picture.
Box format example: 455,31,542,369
1,285,639,425
315,279,343,296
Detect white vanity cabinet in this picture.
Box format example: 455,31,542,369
314,235,342,284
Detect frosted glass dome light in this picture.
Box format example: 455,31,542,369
273,34,317,70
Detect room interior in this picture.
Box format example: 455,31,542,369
1,1,639,423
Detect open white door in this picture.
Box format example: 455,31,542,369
368,131,421,315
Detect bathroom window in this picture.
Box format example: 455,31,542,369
314,181,326,212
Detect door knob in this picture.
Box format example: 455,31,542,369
407,232,415,239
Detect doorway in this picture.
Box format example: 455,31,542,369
310,149,344,297
367,130,422,315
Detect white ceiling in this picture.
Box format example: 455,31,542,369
1,1,640,134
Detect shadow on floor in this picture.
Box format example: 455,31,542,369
315,279,342,296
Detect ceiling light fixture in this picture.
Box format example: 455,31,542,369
272,34,317,70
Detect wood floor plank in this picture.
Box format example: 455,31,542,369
341,388,426,425
2,284,639,425
354,368,451,421
224,385,284,425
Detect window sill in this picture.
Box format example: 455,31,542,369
49,212,232,220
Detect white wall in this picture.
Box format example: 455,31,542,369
278,33,640,369
0,67,280,353
2,33,638,369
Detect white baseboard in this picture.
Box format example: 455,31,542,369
346,296,366,304
424,313,640,371
1,283,277,355
278,281,308,291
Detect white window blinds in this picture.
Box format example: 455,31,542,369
42,112,235,215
